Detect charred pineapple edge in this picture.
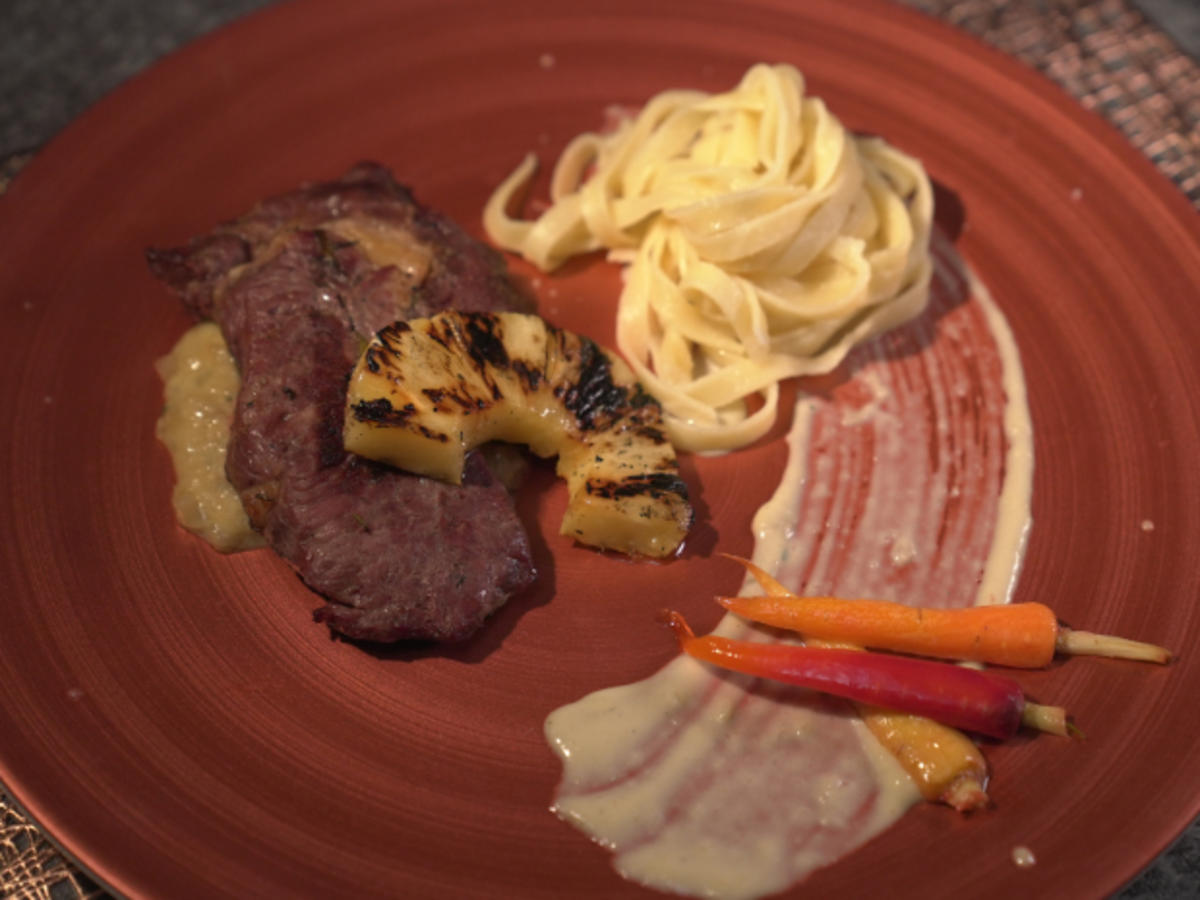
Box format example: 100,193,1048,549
343,310,694,558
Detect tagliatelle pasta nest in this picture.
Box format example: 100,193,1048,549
484,63,934,453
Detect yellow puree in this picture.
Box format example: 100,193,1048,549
152,217,431,553
155,322,264,553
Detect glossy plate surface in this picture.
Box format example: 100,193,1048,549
1,1,1199,897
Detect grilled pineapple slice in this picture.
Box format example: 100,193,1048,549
344,311,693,558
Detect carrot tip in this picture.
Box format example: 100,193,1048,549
942,777,990,813
722,555,792,598
657,609,695,645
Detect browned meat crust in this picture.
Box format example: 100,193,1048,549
148,163,537,642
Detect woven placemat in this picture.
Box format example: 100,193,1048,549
1,803,103,900
907,0,1200,205
2,1,1197,898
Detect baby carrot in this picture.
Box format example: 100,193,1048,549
728,557,991,810
721,555,1170,668
660,610,1069,741
857,705,990,812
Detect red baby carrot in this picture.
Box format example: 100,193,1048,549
722,555,1170,668
660,610,1068,740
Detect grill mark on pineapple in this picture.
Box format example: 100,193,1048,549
424,317,453,351
346,400,451,444
463,313,511,369
512,359,542,392
561,339,630,431
437,313,505,402
349,396,416,426
363,344,391,374
585,472,691,502
633,425,669,445
366,322,410,374
628,383,660,410
418,424,450,443
423,386,490,412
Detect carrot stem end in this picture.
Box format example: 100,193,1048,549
1021,702,1070,736
1056,628,1171,664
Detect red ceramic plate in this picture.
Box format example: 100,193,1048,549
2,1,1199,897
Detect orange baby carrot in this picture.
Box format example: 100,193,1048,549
722,555,1170,669
720,594,1059,667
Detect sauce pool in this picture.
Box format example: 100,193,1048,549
155,322,264,553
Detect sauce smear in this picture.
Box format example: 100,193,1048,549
156,322,264,553
545,231,1033,899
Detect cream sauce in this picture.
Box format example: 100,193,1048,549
544,229,1034,898
155,322,264,553
1011,845,1037,868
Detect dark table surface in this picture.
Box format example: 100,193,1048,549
2,1,1198,898
3,0,1199,163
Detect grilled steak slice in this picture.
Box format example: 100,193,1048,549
148,163,537,642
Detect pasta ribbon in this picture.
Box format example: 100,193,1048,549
484,63,933,452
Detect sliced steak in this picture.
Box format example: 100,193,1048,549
148,163,537,642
